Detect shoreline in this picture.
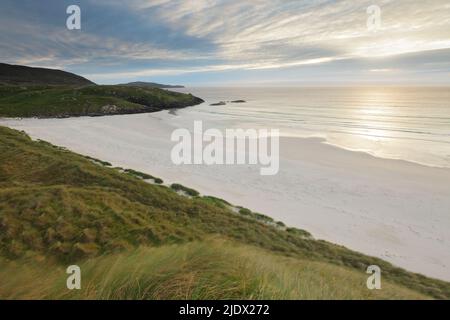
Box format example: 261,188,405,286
1,112,450,281
1,113,448,171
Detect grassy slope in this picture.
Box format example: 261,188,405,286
0,85,203,118
0,63,94,87
119,81,184,89
0,126,449,299
0,241,427,300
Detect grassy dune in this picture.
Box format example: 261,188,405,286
0,85,203,118
0,126,449,299
0,240,428,300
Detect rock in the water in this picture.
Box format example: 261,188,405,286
210,101,227,106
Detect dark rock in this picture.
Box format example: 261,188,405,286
210,101,227,106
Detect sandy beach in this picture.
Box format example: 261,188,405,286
2,111,450,281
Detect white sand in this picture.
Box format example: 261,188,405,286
2,112,450,281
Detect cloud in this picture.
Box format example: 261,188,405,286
84,55,346,82
106,0,450,69
1,0,450,83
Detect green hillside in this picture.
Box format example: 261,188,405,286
0,126,449,299
0,63,94,86
0,63,203,118
119,81,185,89
0,85,204,118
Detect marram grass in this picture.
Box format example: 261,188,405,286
0,125,449,299
0,240,429,300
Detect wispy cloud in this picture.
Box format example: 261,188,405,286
1,0,449,84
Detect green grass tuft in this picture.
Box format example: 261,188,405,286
170,183,200,197
124,169,163,184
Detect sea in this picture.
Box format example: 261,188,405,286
173,87,450,168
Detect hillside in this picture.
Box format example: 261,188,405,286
0,85,203,118
0,63,202,118
119,81,185,89
0,63,94,86
0,125,449,299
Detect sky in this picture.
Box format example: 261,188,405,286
1,0,450,86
